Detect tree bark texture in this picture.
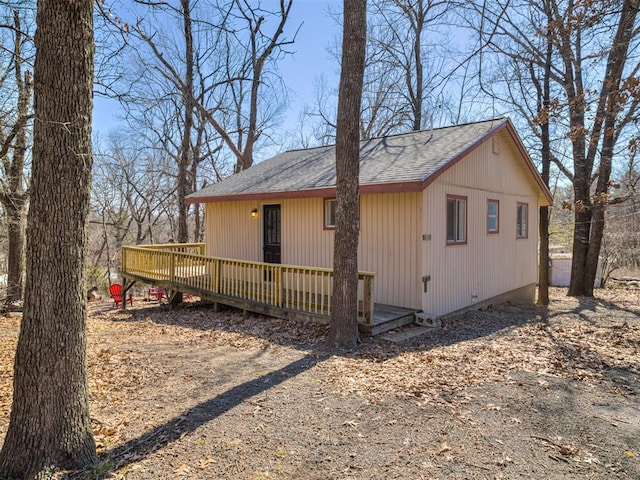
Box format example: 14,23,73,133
5,201,26,306
582,0,638,296
536,17,553,306
410,0,424,131
177,0,194,243
327,0,367,350
2,10,32,306
0,0,97,476
538,205,550,305
562,1,591,296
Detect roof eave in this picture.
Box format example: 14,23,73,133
185,181,425,204
418,119,508,190
503,120,554,206
417,119,553,206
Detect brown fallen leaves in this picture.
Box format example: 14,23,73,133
93,420,126,455
316,288,640,402
0,287,638,452
0,315,19,422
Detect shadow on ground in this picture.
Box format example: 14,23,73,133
97,299,549,356
92,289,640,370
547,294,640,324
72,290,640,478
66,352,329,478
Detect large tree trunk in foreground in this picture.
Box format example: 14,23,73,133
0,0,97,477
327,0,367,350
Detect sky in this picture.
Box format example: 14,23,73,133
92,0,342,136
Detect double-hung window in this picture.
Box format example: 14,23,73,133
446,195,467,245
516,202,528,239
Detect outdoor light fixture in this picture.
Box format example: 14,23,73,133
251,208,258,218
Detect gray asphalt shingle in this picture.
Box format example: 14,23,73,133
187,118,506,200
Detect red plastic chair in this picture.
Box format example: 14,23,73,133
148,286,166,302
110,283,133,308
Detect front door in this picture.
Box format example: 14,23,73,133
263,204,281,264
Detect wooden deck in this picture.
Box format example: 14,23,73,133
361,304,420,336
121,243,418,335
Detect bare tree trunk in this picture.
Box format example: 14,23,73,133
582,1,638,295
538,205,550,304
568,189,592,296
562,3,591,297
410,0,424,131
2,10,32,306
537,14,553,306
569,0,638,296
327,0,367,350
5,203,25,305
177,0,194,243
103,212,113,286
193,202,201,241
0,0,97,476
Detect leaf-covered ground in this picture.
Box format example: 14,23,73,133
0,288,639,479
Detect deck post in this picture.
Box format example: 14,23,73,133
120,276,127,311
121,247,127,274
169,252,176,284
168,290,183,305
120,278,136,311
214,258,220,294
363,275,374,324
276,265,283,307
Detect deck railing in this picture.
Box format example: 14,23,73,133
121,244,375,324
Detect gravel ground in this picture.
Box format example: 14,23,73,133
0,287,638,479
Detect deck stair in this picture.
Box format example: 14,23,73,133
359,304,419,336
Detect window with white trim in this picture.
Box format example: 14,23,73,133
446,195,467,244
516,202,528,238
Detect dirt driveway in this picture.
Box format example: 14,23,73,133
0,288,639,479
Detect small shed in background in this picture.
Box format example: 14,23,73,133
549,251,602,288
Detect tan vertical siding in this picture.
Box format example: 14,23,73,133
204,193,422,308
282,198,333,268
359,192,422,308
281,193,422,308
205,201,262,261
421,133,539,315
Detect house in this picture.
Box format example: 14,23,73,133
186,118,553,320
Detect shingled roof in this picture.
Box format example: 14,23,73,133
187,118,552,205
